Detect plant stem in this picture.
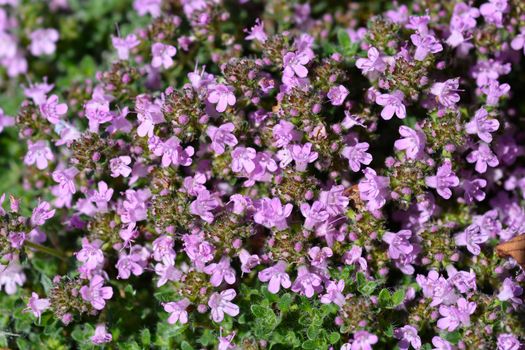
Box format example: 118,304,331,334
25,241,67,261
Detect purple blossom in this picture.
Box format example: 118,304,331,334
383,230,414,260
253,197,293,230
26,292,50,320
0,260,26,295
52,167,78,196
481,80,510,106
135,94,165,137
394,126,426,160
291,143,318,171
76,238,104,270
320,279,345,307
204,256,236,287
437,297,476,331
497,333,521,350
432,336,453,350
466,143,499,173
462,178,487,204
430,78,461,108
343,246,367,271
245,18,267,43
152,235,176,264
356,47,386,74
511,28,525,54
182,232,215,270
258,261,291,294
133,0,161,17
31,201,55,226
465,108,500,143
327,85,349,106
163,299,190,324
358,167,390,212
110,156,132,178
116,250,145,279
112,34,140,60
207,123,238,155
342,142,372,172
91,324,112,345
291,266,323,298
498,277,523,307
208,289,239,322
425,160,459,199
272,120,299,148
208,84,236,113
394,325,421,350
416,270,457,306
231,146,257,173
80,275,113,310
238,249,260,273
455,223,489,255
410,33,443,61
376,90,406,120
348,331,379,350
29,29,59,56
151,43,177,69
480,0,507,27
283,51,311,78
319,185,349,216
24,140,54,170
300,201,330,230
39,94,68,124
155,262,182,287
190,189,220,223
0,107,14,133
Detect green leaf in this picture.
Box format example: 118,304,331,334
442,331,462,344
337,29,351,51
327,332,340,344
181,341,194,350
140,328,151,346
391,290,406,307
277,293,293,312
378,288,391,307
302,339,319,349
307,325,320,340
251,305,269,318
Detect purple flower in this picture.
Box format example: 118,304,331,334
394,126,426,160
207,122,238,155
349,330,379,350
231,146,257,173
245,18,267,43
133,0,161,17
26,292,50,320
497,333,521,350
410,33,443,61
466,143,499,173
394,325,421,350
291,266,323,298
437,297,476,331
343,246,367,271
76,238,104,270
24,140,54,170
342,142,372,172
465,108,499,143
163,299,190,324
258,261,291,294
376,90,406,120
511,28,525,54
356,47,386,74
327,85,349,106
238,249,260,273
190,190,220,223
80,275,113,310
204,256,236,287
91,324,112,345
416,270,457,307
135,94,165,137
29,29,59,56
283,51,311,78
208,84,236,113
455,223,489,255
481,80,510,106
432,336,453,350
430,78,461,108
320,279,345,307
291,143,318,171
152,235,176,264
358,167,390,211
112,34,140,60
0,107,14,133
182,232,215,270
480,0,507,27
498,277,523,307
155,262,182,287
300,201,330,230
0,260,26,295
425,160,459,199
110,156,132,178
383,230,414,260
272,120,299,148
462,178,487,204
319,185,349,216
446,266,477,294
40,94,68,124
254,197,293,230
153,136,194,167
30,200,55,227
208,289,239,322
151,43,177,69
52,167,78,196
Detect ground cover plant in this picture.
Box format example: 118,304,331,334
1,0,525,349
